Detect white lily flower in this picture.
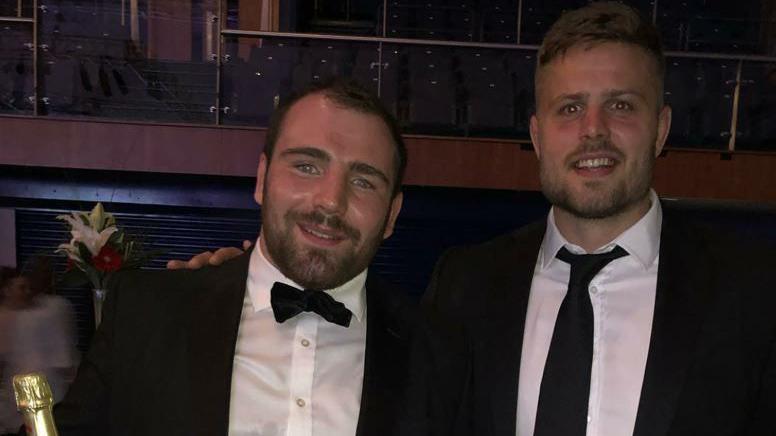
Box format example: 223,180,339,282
55,243,85,263
57,213,118,256
89,203,107,231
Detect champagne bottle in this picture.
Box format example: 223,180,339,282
13,372,59,436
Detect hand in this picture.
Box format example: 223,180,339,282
166,240,253,270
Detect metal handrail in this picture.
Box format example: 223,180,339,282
0,16,34,23
220,29,776,64
6,3,776,153
220,29,540,51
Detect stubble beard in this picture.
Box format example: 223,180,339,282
539,140,656,220
261,198,388,290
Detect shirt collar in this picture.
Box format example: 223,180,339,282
246,237,367,323
539,189,662,270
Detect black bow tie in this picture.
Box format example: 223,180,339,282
270,282,352,327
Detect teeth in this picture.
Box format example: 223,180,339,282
306,228,337,240
576,158,614,169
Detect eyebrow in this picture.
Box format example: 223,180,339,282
556,92,588,102
279,146,331,161
554,89,646,103
603,89,646,100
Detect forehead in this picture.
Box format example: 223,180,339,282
536,42,660,103
277,94,396,171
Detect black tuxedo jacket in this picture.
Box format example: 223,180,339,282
405,205,776,436
54,251,416,436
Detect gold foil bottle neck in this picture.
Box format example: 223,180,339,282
13,372,54,410
13,372,59,436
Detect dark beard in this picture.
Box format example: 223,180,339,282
262,206,387,290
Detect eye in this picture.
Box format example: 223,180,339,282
610,100,633,111
294,163,319,175
352,178,375,190
558,103,582,116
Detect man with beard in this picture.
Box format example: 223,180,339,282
53,78,413,436
405,2,776,436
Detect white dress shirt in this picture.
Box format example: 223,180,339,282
517,190,662,436
228,241,368,436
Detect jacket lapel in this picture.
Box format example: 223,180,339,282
633,210,716,436
185,251,251,435
356,274,413,436
478,223,545,436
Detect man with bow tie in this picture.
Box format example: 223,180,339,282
54,78,413,436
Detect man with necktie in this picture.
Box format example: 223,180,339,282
405,2,776,435
54,78,415,436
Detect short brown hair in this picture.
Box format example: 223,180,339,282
537,2,665,97
263,78,407,197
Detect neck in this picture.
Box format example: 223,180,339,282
553,193,653,252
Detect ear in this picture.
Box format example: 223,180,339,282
382,191,404,240
254,153,268,206
655,105,672,157
529,114,542,159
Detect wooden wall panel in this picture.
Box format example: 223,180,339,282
2,116,775,203
0,117,262,177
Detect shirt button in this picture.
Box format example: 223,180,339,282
590,285,599,294
301,339,310,347
296,398,306,407
587,415,592,423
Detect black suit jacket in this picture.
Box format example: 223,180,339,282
54,251,416,436
406,205,776,436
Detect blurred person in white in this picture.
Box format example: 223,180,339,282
0,260,78,435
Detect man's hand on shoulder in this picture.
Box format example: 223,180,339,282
166,240,252,270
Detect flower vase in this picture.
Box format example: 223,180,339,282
93,288,107,328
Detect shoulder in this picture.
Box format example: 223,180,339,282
366,272,418,336
107,250,252,304
661,204,774,264
661,205,776,303
432,219,545,280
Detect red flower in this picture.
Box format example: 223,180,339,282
92,245,123,272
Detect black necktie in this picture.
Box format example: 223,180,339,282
534,245,628,436
270,282,352,327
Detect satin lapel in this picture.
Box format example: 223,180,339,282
633,212,716,436
186,251,251,435
356,275,408,436
480,224,545,436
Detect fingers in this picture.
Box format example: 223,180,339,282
166,259,188,270
166,240,253,270
166,251,214,270
208,247,245,266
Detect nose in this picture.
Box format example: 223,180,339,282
312,172,348,215
580,106,610,141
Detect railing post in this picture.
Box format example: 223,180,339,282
728,59,744,152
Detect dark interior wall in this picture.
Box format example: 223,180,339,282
0,164,550,350
3,164,776,351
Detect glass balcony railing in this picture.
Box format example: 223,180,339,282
736,61,776,151
0,21,35,115
2,0,776,151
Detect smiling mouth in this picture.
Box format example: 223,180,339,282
574,157,616,169
296,222,351,248
300,224,344,241
288,210,361,246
